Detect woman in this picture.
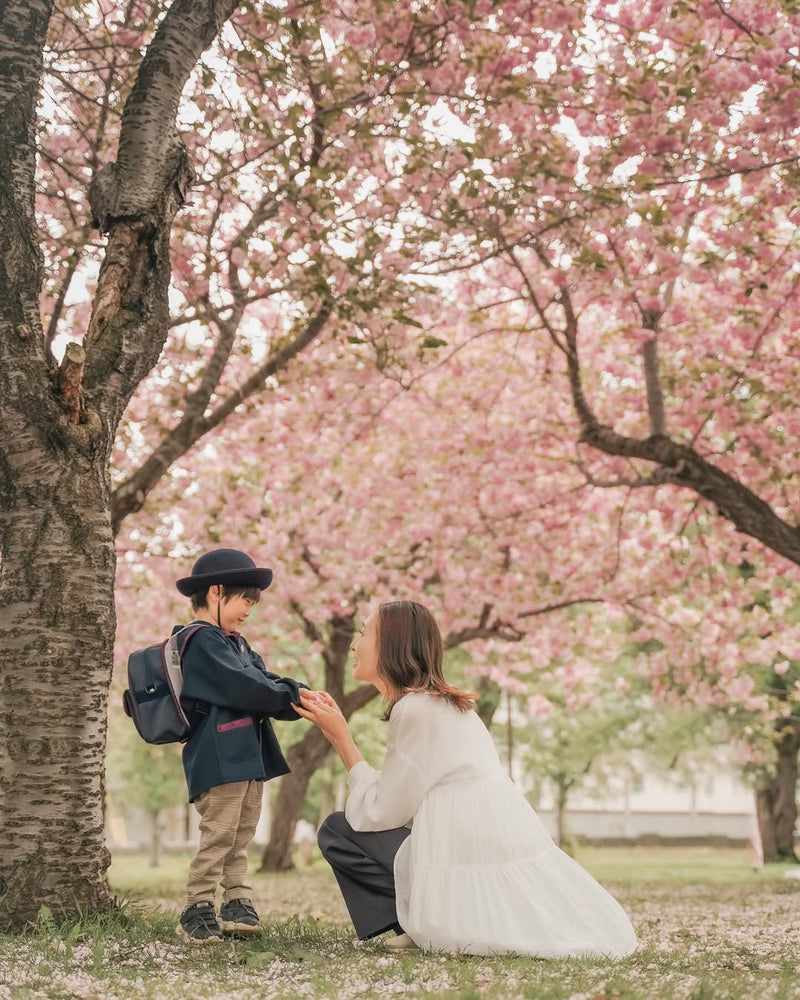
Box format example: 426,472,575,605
294,601,637,957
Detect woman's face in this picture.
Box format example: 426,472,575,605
351,614,384,692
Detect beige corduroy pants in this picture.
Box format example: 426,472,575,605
185,779,263,906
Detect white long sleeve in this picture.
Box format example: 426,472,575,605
345,694,438,831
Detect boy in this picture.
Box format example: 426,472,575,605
174,548,307,943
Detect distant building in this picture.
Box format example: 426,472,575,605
107,755,759,853
531,752,757,846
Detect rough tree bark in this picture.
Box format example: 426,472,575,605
755,717,799,863
0,0,239,930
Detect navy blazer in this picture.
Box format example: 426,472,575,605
177,623,305,801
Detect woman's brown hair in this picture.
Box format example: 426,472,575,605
377,601,476,715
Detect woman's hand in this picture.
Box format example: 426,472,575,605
292,689,364,770
294,688,348,741
302,688,343,715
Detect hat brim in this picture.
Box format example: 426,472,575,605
176,567,273,596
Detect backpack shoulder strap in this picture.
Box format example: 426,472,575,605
173,623,212,728
177,621,210,658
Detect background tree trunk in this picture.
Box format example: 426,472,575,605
260,609,534,871
755,717,799,863
259,728,334,871
260,679,379,870
149,810,163,868
260,610,376,870
317,777,335,829
555,777,573,853
475,676,502,728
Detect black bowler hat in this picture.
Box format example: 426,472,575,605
176,548,273,596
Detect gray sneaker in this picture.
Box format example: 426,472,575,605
177,901,224,944
219,897,262,937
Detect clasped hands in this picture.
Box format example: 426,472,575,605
292,688,350,745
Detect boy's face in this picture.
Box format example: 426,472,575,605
214,590,256,632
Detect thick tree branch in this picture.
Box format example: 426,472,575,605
55,342,86,424
88,0,238,229
323,615,357,702
79,0,240,439
45,250,82,355
342,683,380,716
289,599,324,646
607,235,668,438
554,283,800,566
444,597,606,647
580,424,800,567
640,335,666,436
502,226,800,566
0,0,54,359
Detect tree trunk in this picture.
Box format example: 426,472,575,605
475,675,502,728
0,453,116,928
259,727,334,871
0,0,241,930
149,810,163,867
260,612,377,871
317,778,335,830
755,717,799,863
555,778,571,852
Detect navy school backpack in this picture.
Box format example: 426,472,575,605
122,623,208,744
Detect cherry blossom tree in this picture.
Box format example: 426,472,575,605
415,0,800,562
1,0,245,931
742,657,800,863
116,309,797,865
114,323,642,866
385,1,800,857
3,0,517,927
622,561,800,862
4,0,800,930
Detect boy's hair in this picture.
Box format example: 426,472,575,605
191,584,262,613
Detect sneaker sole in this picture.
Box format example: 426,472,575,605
176,923,224,944
219,919,262,936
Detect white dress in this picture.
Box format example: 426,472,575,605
345,692,637,957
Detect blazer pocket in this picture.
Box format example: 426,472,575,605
215,715,257,763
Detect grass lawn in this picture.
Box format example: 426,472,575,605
0,846,798,999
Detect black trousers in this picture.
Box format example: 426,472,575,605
317,811,411,939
